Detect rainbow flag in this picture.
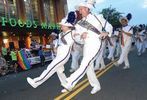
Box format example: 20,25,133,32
18,49,31,70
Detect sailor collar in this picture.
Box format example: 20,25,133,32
82,13,92,20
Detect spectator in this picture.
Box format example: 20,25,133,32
38,46,45,66
0,52,7,75
1,44,7,60
10,49,18,73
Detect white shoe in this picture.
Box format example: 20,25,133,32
27,77,38,88
99,66,106,70
94,67,100,71
61,82,73,91
91,86,101,94
123,66,130,70
61,89,67,93
138,52,141,56
114,62,119,67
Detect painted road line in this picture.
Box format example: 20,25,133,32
54,59,117,100
54,70,101,100
95,59,117,75
64,59,118,100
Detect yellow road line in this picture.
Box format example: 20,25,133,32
54,78,89,100
66,65,115,99
65,62,116,100
54,59,117,100
95,59,117,75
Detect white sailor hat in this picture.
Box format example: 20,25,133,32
119,17,128,23
59,18,73,27
75,2,93,10
119,13,132,23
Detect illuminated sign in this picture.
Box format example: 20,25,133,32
1,17,60,30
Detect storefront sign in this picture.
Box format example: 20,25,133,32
1,17,60,30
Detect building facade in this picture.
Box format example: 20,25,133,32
0,0,67,49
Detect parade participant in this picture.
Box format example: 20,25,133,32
68,10,83,72
107,30,117,61
114,30,122,57
115,13,133,69
94,40,106,71
50,32,58,59
70,43,83,72
27,17,76,89
135,25,146,56
61,0,113,94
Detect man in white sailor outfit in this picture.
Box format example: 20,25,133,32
107,30,117,61
115,14,133,69
94,31,115,71
70,43,83,72
135,25,146,56
62,1,113,94
67,11,83,73
27,18,75,90
94,39,106,71
115,30,122,57
50,32,58,59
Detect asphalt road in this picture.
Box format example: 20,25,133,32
0,48,147,100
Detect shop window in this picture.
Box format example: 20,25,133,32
7,0,17,19
49,0,55,23
0,0,5,19
24,0,33,21
24,0,39,22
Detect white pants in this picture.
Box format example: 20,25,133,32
70,43,83,70
117,41,131,67
145,39,147,49
95,40,106,70
115,42,121,57
136,39,146,54
107,38,116,60
67,36,101,88
33,45,71,86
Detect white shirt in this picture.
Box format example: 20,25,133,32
122,25,133,45
52,39,58,48
58,30,74,46
75,13,113,38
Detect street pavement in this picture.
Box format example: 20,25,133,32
0,48,147,100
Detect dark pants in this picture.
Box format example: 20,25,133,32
40,56,45,66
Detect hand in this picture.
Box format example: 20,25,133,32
99,32,109,39
120,29,125,33
81,32,88,39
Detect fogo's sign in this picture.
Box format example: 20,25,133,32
0,17,60,30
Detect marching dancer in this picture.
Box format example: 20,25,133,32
115,13,133,69
61,0,113,94
27,17,76,90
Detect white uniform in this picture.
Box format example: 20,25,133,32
70,43,83,72
27,30,74,88
113,31,121,57
117,25,133,68
51,39,58,59
63,14,113,90
145,32,147,49
94,39,106,70
136,30,146,55
107,34,117,60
